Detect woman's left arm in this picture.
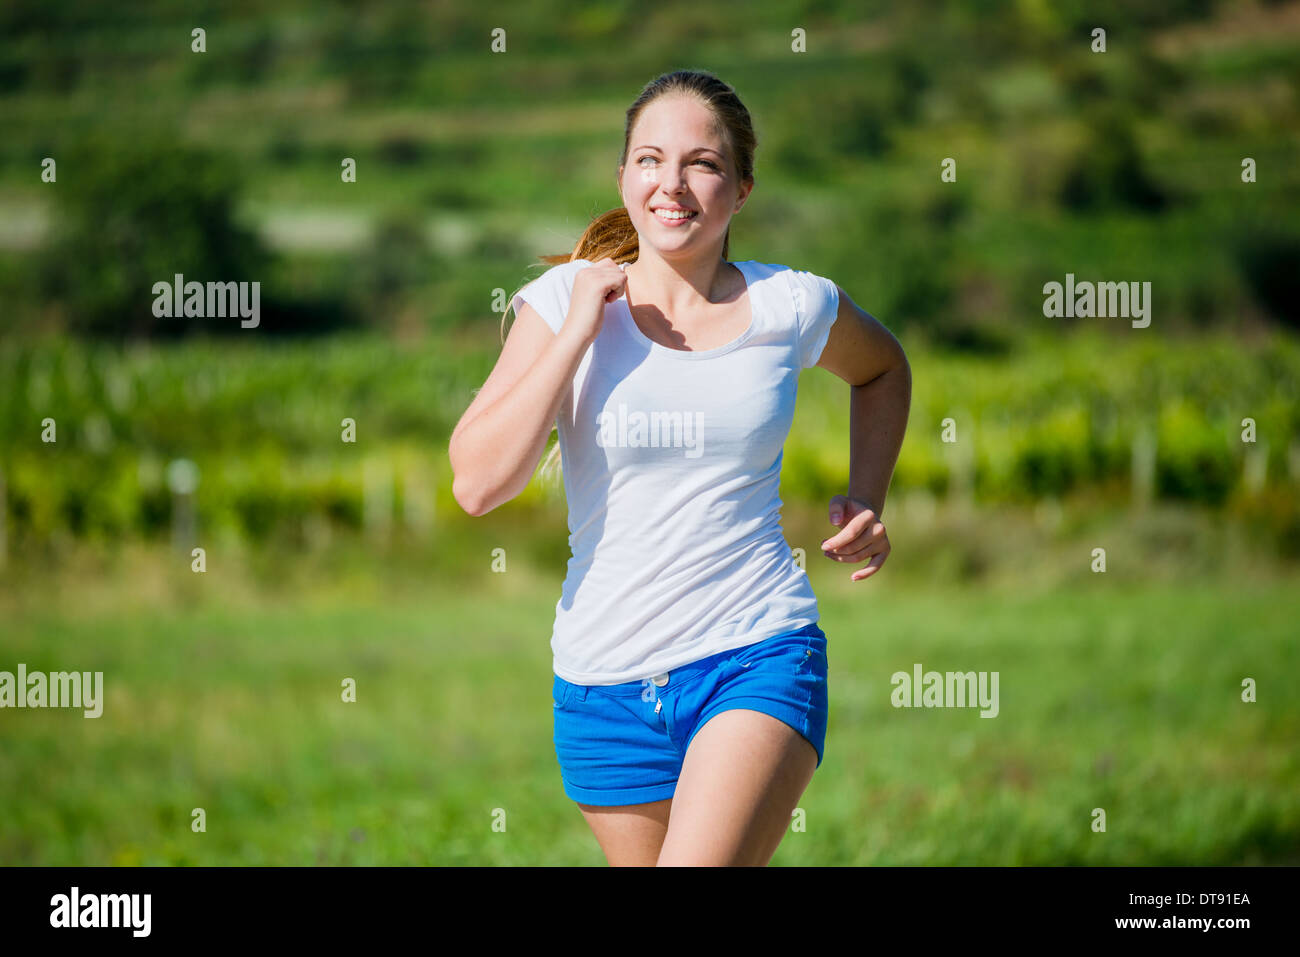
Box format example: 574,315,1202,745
814,285,912,581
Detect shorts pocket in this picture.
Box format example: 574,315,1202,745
553,675,576,710
727,638,775,670
798,636,829,677
728,629,822,675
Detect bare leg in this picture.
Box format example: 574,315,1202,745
657,709,818,866
577,798,673,866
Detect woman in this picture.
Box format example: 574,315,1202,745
449,70,911,865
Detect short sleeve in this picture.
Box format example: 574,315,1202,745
786,268,840,368
510,259,590,335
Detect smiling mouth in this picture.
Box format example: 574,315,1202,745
653,208,698,224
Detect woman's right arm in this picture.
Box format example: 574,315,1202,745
449,259,625,515
449,304,589,516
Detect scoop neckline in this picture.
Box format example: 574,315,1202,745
616,259,760,360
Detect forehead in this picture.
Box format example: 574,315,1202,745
630,96,726,150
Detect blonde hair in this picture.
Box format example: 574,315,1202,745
499,69,758,487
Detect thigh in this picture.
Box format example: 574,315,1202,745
657,625,829,866
657,708,817,866
552,675,681,857
577,798,673,867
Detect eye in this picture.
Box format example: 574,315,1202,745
635,156,720,170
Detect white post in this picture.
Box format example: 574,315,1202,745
1243,440,1269,495
166,458,199,554
401,463,434,539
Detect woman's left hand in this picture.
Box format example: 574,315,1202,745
820,495,890,582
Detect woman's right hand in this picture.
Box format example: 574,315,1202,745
564,258,628,346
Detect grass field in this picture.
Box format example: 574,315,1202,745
1,523,1296,866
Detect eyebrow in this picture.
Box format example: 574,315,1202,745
633,145,724,157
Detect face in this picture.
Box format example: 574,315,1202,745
617,94,751,258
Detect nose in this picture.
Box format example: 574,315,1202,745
657,163,689,196
657,185,689,209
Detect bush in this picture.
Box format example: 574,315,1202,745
1229,220,1300,331
352,211,439,332
38,136,272,340
1232,486,1300,559
1056,110,1169,214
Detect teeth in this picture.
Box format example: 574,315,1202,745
655,209,696,220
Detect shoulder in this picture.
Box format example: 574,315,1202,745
511,258,593,335
515,257,594,304
522,258,591,292
743,260,839,322
742,260,840,368
742,259,835,289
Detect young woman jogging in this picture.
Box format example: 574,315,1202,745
449,69,911,866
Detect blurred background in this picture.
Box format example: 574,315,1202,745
0,0,1297,865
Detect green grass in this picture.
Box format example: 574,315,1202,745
1,539,1296,865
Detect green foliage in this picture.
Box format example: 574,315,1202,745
1228,218,1300,332
1232,485,1300,559
784,329,1300,517
1155,399,1237,504
38,136,271,339
1,0,1298,338
351,210,440,331
2,332,1296,550
819,189,968,337
1056,109,1170,214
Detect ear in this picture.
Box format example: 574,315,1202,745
735,177,754,212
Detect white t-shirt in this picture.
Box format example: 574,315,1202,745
511,257,840,685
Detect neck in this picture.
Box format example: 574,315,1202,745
626,250,734,310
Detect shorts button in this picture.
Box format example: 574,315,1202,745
652,673,669,687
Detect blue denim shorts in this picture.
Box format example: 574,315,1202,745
551,621,829,806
